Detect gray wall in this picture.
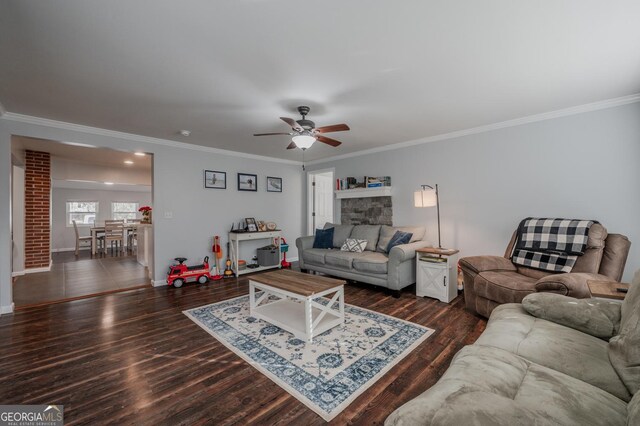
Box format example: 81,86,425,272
308,102,640,281
51,187,152,251
0,116,305,312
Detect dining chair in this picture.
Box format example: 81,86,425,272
104,222,125,253
72,220,93,255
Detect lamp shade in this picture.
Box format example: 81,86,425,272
414,189,437,207
292,134,316,149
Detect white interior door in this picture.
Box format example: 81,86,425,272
307,170,334,234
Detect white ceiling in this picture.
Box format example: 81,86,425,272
1,1,639,162
12,136,152,170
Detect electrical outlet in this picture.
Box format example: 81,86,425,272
164,211,173,219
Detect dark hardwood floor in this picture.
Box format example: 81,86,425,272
13,251,150,308
0,271,486,425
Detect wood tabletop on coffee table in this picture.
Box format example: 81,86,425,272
250,270,346,297
587,280,630,300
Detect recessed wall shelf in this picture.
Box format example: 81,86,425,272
335,187,392,199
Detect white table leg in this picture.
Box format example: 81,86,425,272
305,297,313,342
249,281,256,315
339,287,345,323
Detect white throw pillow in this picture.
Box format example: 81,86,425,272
341,238,367,253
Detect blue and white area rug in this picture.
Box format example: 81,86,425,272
184,294,434,421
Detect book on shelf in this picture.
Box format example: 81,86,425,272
336,176,391,191
420,256,448,263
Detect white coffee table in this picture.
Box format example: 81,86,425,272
249,270,346,342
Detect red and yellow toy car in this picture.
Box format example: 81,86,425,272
167,256,212,288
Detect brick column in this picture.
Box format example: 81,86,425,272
24,150,51,269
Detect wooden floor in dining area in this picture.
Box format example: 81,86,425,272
0,271,486,425
12,250,150,308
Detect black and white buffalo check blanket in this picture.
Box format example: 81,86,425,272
511,218,596,273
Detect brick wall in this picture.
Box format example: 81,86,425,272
340,196,393,225
24,150,51,269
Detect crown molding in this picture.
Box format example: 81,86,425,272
0,112,303,166
307,93,640,165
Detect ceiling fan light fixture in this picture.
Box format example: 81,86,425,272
292,134,316,149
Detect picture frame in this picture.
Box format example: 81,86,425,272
204,170,226,189
267,176,282,193
237,173,257,192
245,217,258,232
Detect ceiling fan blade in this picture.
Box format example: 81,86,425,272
280,117,303,131
253,132,291,136
315,123,350,133
317,135,342,147
286,141,297,150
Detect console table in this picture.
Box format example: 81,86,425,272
229,230,282,276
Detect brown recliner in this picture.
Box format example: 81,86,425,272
460,223,631,318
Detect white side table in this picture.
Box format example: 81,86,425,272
416,247,459,303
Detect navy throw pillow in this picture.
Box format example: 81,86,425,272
313,227,334,249
386,231,413,252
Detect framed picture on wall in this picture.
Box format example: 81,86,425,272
237,173,257,191
204,170,226,189
266,176,282,192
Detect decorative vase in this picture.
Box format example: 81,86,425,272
142,211,152,224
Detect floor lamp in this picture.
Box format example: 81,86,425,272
414,184,441,248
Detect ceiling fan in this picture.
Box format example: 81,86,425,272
254,106,349,150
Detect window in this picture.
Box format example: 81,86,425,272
66,201,98,226
111,202,139,221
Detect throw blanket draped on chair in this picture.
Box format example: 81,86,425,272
511,218,596,273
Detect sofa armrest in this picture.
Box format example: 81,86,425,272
388,240,432,263
534,272,612,299
459,255,516,274
522,293,621,339
387,240,432,291
296,236,315,251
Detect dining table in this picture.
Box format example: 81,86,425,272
90,223,139,255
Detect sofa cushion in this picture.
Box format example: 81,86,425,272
301,248,327,265
386,231,413,252
377,226,426,252
396,226,425,243
323,223,354,249
340,238,367,253
353,252,388,275
609,269,640,395
350,225,381,251
476,303,631,401
474,271,537,304
572,223,607,274
325,251,362,270
376,225,397,253
628,391,640,426
522,292,621,338
312,227,334,249
385,345,628,426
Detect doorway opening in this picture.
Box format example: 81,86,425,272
10,135,154,308
307,169,335,235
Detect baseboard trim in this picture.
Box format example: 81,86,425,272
24,262,52,274
52,247,90,253
11,271,25,277
152,280,167,287
0,303,15,315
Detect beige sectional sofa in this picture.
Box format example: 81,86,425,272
386,271,640,425
296,223,431,292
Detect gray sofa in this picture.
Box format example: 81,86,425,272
296,223,431,292
386,270,640,425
